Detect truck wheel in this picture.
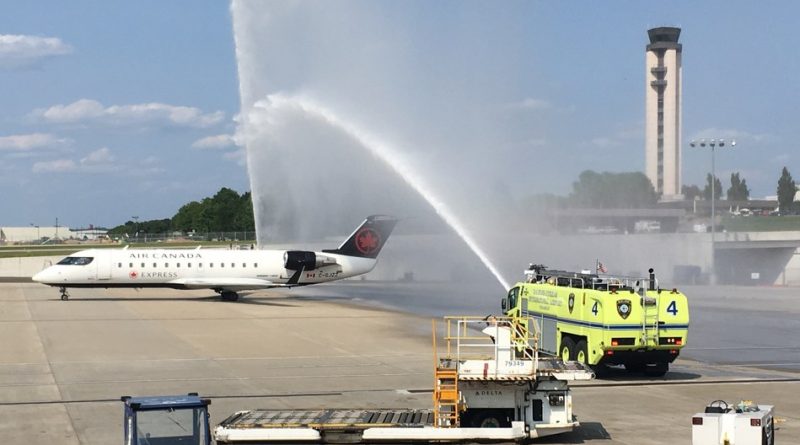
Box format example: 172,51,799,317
575,339,588,365
472,411,508,428
644,362,669,377
762,421,775,445
560,337,576,361
576,340,608,377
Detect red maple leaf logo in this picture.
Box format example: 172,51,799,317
356,228,380,254
129,271,138,279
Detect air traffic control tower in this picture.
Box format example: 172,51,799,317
645,27,682,200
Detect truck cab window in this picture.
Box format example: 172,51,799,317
508,287,519,309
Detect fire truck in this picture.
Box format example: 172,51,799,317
122,315,593,444
502,264,689,376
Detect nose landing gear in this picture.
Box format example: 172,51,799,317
59,287,70,301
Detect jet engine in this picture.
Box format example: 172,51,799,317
283,251,337,271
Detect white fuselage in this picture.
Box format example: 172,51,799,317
32,248,377,291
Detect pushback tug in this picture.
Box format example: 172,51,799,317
122,315,593,444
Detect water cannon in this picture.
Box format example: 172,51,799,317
524,264,547,282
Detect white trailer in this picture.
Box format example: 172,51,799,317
692,400,775,445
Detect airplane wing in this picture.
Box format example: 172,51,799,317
168,278,277,291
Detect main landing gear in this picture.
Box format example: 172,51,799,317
219,291,240,302
59,287,70,301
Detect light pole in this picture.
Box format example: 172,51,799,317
30,223,39,243
689,138,736,284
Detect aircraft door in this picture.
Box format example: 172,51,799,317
96,255,112,280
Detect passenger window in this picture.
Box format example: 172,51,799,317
198,263,202,268
254,263,258,268
231,263,235,268
188,263,192,268
242,263,246,268
221,263,224,268
129,263,133,268
117,263,122,268
177,263,180,268
153,263,157,268
210,263,214,268
141,263,145,268
165,263,169,268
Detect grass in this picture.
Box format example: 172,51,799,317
0,240,256,259
721,215,800,232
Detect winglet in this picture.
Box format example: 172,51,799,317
323,215,398,259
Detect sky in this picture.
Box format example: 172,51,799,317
2,1,800,231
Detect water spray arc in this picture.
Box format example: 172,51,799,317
249,94,511,291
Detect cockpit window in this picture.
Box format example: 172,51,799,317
57,257,94,266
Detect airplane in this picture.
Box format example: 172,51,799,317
32,215,398,301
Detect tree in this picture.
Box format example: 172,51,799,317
681,184,702,200
172,201,204,232
726,172,750,201
703,174,723,201
108,187,256,235
777,167,797,213
569,170,658,208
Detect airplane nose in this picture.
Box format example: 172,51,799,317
32,269,52,283
32,270,44,283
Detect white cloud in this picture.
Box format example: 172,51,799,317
587,122,643,148
32,147,117,174
38,98,105,122
689,127,772,144
191,134,235,149
223,148,247,166
0,133,69,151
590,137,619,148
32,99,225,128
32,159,76,173
80,147,114,165
0,34,73,69
508,97,551,111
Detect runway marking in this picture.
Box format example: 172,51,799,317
0,353,430,366
4,378,798,407
687,346,800,351
575,377,800,388
0,371,429,388
0,387,429,407
712,362,800,367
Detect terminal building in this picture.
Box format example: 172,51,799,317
645,27,682,201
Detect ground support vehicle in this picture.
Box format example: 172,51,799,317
692,400,775,445
503,264,689,376
122,393,211,445
122,315,592,444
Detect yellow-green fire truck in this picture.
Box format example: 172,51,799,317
502,264,689,376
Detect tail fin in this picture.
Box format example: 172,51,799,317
323,215,398,259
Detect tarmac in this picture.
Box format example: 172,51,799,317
0,281,797,444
